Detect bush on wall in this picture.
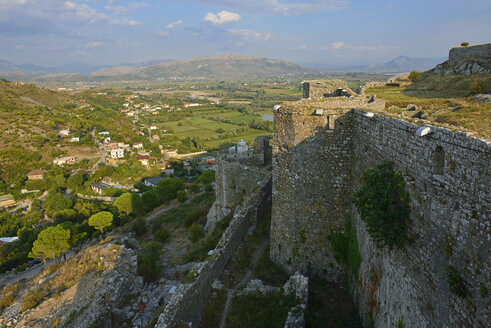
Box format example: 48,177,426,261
352,162,411,249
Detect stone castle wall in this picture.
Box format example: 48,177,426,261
350,110,489,327
449,43,491,64
156,179,272,327
205,153,271,232
271,105,354,279
271,106,490,327
302,80,350,98
434,43,491,75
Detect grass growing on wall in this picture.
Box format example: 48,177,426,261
328,220,362,280
448,266,468,298
352,162,411,249
227,293,299,328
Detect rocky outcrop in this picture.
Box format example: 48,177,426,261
433,43,491,75
474,93,491,103
1,235,181,328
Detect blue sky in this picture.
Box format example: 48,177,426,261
0,0,490,67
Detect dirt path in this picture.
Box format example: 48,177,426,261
219,238,269,328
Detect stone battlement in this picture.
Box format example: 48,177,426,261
302,79,356,98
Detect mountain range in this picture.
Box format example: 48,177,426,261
0,54,446,82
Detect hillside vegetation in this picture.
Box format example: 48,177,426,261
89,54,314,80
405,71,491,98
0,80,137,187
366,73,491,138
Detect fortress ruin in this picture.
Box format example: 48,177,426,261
270,81,490,327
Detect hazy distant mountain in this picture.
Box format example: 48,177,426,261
301,56,446,73
0,60,55,75
52,63,108,75
0,59,108,75
0,55,315,82
364,56,446,73
89,54,314,80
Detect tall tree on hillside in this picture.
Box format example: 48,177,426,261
88,211,113,234
114,192,135,215
29,226,70,269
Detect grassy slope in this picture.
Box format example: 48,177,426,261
366,73,491,138
0,81,138,183
405,71,491,98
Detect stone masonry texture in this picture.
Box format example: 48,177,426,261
271,87,490,327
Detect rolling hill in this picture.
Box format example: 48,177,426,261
0,54,315,83
89,54,314,80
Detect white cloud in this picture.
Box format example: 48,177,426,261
0,0,32,9
85,41,105,48
63,1,142,25
291,44,308,50
68,49,87,56
227,29,272,42
186,0,349,15
166,19,183,29
105,2,148,15
205,10,240,24
0,0,30,5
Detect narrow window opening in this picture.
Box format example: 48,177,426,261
432,146,445,175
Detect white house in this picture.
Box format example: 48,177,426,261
110,149,125,159
59,129,71,136
150,125,158,130
70,137,80,142
144,176,163,188
133,142,143,149
136,155,150,166
98,131,110,135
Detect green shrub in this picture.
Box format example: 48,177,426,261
397,317,406,328
204,184,213,192
188,223,205,242
177,190,187,203
183,205,208,227
0,291,15,310
138,242,162,282
352,163,411,249
409,71,421,82
21,287,48,312
149,216,163,231
189,184,201,194
227,293,299,328
132,217,147,236
184,214,232,263
471,81,484,95
328,220,362,279
460,42,469,47
448,266,467,298
154,226,171,243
